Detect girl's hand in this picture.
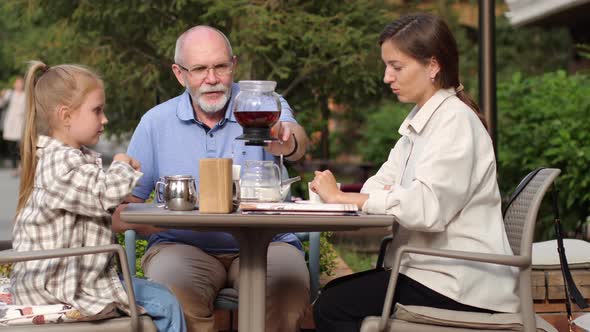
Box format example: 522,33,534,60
114,153,141,171
112,203,163,235
310,170,342,203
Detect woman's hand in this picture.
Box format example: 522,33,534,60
310,170,342,203
311,170,370,209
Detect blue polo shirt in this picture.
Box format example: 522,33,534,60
127,83,302,253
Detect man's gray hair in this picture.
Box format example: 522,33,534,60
174,26,233,65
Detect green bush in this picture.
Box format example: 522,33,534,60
334,245,376,273
578,44,590,60
497,70,590,239
359,101,412,165
0,263,11,277
306,232,338,276
116,233,147,278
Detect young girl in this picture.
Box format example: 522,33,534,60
311,14,518,332
10,60,186,332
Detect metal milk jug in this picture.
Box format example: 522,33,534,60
155,175,198,211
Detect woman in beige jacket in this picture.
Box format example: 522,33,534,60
311,13,518,332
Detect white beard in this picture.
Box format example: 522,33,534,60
187,82,230,114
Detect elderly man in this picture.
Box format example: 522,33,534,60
113,26,310,332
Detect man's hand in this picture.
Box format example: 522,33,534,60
265,121,296,156
265,121,310,162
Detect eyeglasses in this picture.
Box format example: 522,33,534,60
176,61,234,80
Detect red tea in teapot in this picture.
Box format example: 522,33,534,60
233,81,282,145
235,111,280,128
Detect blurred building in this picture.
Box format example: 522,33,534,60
505,0,590,28
505,0,590,71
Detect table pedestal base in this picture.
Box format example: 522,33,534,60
232,230,275,332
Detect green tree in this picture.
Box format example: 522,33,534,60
497,70,590,239
358,101,411,166
578,44,590,60
2,0,393,160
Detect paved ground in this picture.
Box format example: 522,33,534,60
0,168,17,242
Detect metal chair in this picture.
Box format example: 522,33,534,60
124,230,321,329
0,241,156,332
361,168,561,332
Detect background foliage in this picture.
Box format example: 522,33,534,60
0,1,573,160
358,101,411,165
0,0,393,157
497,70,590,239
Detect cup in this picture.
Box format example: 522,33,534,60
155,175,198,211
199,158,233,213
308,182,340,204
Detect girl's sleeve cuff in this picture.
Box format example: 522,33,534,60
111,160,144,187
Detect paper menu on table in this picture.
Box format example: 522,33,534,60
238,202,358,215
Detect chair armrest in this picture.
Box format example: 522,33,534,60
394,246,530,267
377,245,530,331
376,235,393,269
294,232,309,241
295,232,321,302
124,229,138,275
0,244,140,332
308,232,321,302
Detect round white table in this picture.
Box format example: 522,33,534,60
121,203,394,332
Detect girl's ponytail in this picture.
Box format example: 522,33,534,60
16,61,48,216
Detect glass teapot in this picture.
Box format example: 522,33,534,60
239,160,301,202
240,160,282,202
233,80,281,146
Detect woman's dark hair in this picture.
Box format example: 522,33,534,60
379,13,486,128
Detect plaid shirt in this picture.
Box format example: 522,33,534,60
11,135,142,317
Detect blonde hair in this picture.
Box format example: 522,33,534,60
17,60,103,216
